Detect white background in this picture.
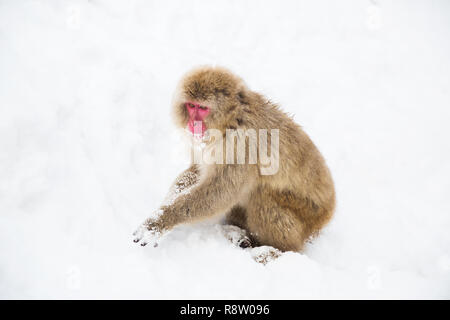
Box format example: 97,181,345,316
1,0,449,299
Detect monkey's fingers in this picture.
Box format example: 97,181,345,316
237,237,253,249
132,225,147,243
139,229,161,247
132,223,162,247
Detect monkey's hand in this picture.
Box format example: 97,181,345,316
132,215,164,247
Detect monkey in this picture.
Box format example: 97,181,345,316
133,66,335,253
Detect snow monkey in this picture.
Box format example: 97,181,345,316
133,66,335,252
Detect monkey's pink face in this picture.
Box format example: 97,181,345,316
185,102,210,136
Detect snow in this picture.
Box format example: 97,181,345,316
1,0,450,299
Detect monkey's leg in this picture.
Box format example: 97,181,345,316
246,191,308,252
219,224,253,249
224,205,247,230
222,205,254,248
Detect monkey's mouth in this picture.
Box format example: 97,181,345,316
185,102,210,138
188,120,207,137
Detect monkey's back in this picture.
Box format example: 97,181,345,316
255,102,336,240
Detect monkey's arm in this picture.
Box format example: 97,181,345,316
133,165,254,246
163,164,199,202
162,165,252,226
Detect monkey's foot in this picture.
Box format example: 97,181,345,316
251,246,282,265
219,225,254,249
132,222,163,247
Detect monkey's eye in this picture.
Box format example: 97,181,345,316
187,103,195,109
199,105,208,110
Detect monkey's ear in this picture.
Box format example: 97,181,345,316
237,89,250,105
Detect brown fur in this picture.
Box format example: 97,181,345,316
141,66,335,252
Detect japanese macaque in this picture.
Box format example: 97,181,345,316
133,66,335,253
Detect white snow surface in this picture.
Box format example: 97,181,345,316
1,0,450,299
